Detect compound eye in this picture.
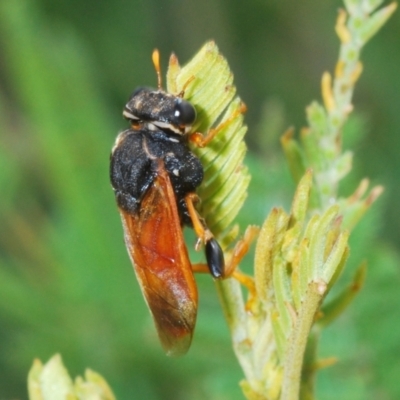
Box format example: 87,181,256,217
173,99,196,126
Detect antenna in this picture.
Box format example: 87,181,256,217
152,49,162,89
178,75,195,98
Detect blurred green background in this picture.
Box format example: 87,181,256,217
1,0,399,399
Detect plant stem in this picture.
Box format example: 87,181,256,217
281,283,322,400
300,327,321,400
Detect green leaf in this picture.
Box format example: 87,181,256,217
281,128,306,185
308,205,340,281
28,355,116,400
290,169,313,225
359,2,398,43
318,261,366,327
167,41,250,240
254,207,289,303
28,355,75,400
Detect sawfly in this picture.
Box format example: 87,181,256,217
110,49,228,356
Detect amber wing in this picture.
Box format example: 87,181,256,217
119,163,198,356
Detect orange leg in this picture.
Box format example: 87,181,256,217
192,225,259,290
185,193,225,278
224,225,259,277
190,102,247,148
224,226,259,293
185,193,213,245
226,226,260,311
192,225,259,310
191,263,209,274
191,261,255,293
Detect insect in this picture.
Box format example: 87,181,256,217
110,49,226,356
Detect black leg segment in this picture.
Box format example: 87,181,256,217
205,238,225,279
